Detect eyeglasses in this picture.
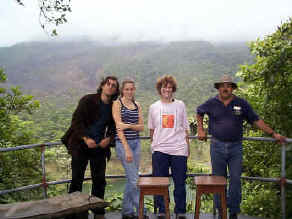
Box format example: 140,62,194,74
106,81,117,89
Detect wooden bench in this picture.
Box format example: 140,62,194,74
138,177,170,219
194,176,227,219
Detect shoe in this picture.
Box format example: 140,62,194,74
175,214,187,219
229,213,238,219
94,214,105,219
123,214,147,219
157,214,166,219
122,215,135,219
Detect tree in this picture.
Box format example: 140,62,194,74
237,17,292,218
0,68,42,203
15,0,71,36
238,17,292,136
0,68,39,144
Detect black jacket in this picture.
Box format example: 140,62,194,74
62,93,115,159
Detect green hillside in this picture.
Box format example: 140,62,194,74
0,40,253,111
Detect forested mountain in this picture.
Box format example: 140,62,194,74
0,40,253,110
0,40,254,142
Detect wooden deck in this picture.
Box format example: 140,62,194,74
89,212,267,219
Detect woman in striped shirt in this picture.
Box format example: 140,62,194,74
112,79,145,219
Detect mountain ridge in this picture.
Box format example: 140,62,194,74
0,40,253,109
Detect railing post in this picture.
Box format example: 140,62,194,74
281,143,286,219
41,145,48,199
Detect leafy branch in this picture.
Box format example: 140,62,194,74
15,0,72,36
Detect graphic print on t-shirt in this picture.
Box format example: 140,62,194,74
162,114,174,128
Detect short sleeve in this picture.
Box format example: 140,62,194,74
148,105,155,129
182,102,189,130
244,100,260,124
197,100,209,116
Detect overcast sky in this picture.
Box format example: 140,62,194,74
0,0,291,46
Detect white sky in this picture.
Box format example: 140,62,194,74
0,0,291,46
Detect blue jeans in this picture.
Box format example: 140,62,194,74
210,138,242,214
152,151,187,214
115,139,141,216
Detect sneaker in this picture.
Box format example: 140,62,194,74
229,213,238,219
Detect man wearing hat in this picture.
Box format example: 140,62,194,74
196,74,286,219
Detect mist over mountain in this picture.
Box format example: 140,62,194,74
0,40,253,109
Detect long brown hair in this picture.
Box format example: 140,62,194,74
120,79,135,101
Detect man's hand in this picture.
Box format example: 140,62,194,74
84,137,97,148
197,128,207,141
98,137,111,148
273,133,287,144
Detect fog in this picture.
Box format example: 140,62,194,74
0,0,291,46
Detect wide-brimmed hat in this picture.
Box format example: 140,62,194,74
214,74,238,89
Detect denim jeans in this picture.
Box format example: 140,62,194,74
115,139,141,216
210,138,242,214
152,151,187,214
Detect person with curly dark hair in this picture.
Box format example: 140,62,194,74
63,76,120,219
148,75,190,219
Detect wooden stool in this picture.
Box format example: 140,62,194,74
194,176,227,219
138,177,170,219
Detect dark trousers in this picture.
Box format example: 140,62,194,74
69,146,107,215
152,151,187,214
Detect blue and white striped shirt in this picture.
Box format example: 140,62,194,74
116,98,139,140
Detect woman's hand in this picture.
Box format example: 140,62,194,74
116,122,130,131
125,147,133,162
